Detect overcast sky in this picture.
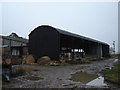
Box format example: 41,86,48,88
0,2,118,53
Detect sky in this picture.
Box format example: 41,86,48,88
0,2,119,53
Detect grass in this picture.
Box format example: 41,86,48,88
104,64,120,85
69,72,98,83
111,54,119,58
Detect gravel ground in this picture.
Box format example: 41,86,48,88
2,58,119,89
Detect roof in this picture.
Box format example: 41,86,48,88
30,25,108,45
56,28,108,45
0,45,9,48
0,35,28,43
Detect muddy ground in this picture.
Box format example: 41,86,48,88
2,58,120,89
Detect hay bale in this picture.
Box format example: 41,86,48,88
11,56,22,65
37,56,51,65
39,56,51,61
17,58,22,64
11,57,18,65
5,58,11,64
26,55,35,64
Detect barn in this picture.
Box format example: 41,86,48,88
29,25,109,60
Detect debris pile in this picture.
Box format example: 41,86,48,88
80,58,90,64
49,61,58,66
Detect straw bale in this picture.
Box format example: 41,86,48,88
26,55,35,64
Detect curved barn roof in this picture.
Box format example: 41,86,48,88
56,28,108,45
30,25,108,45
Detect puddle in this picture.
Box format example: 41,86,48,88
86,76,108,87
23,68,40,72
70,72,108,87
12,68,26,77
69,72,98,83
114,59,118,62
11,67,40,77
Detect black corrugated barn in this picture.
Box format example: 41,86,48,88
29,25,109,60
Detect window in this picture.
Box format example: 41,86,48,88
12,48,20,56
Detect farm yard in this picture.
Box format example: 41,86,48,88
2,57,119,89
1,1,119,90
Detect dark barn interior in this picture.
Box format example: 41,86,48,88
29,25,109,60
